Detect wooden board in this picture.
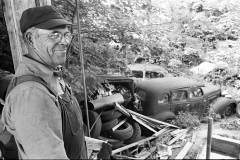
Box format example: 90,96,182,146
197,140,238,159
212,135,240,158
175,142,193,159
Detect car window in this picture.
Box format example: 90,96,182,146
145,71,164,78
135,88,147,100
131,71,143,78
158,93,169,104
190,88,203,98
171,90,187,102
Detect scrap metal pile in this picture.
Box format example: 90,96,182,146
84,79,197,159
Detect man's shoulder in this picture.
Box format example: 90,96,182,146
7,81,55,99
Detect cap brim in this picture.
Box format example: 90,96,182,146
35,19,74,29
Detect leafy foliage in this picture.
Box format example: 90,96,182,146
170,111,200,129
1,0,240,98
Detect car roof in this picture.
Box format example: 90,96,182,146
135,77,199,93
127,64,168,72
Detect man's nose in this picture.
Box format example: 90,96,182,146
59,36,71,46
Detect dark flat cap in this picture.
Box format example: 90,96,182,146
20,5,72,34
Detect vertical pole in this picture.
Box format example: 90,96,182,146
206,117,213,159
75,0,90,137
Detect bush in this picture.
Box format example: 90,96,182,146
200,105,221,123
170,111,200,129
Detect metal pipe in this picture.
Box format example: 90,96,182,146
75,0,90,137
206,117,213,159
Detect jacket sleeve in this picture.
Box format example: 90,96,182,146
3,86,68,159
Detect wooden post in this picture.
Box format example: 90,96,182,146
2,0,51,71
206,117,213,159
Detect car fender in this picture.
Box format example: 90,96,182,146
211,97,237,115
150,111,175,121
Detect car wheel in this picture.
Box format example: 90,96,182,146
236,103,240,118
106,122,134,141
224,104,234,117
124,120,141,144
101,118,118,132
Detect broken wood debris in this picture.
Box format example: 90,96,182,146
134,146,156,159
112,128,169,155
175,141,193,159
126,108,179,128
112,117,128,131
111,102,197,159
191,132,197,143
168,128,189,146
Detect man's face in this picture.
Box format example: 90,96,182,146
34,27,71,67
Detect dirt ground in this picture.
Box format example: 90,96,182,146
169,115,240,159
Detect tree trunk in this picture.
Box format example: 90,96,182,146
3,0,51,71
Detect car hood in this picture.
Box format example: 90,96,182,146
201,84,221,96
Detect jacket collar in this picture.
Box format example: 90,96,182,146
16,56,55,85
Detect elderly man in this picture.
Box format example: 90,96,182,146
1,5,87,159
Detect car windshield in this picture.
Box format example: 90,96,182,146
131,71,143,78
171,90,187,102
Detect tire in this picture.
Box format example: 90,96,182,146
98,136,124,149
211,97,233,117
100,109,123,122
83,110,102,138
124,120,141,144
106,122,133,141
101,118,118,132
236,103,240,118
224,103,234,117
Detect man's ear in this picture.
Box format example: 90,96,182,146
24,32,34,46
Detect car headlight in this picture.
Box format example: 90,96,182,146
221,90,228,96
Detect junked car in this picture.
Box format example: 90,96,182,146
127,64,170,84
134,77,237,121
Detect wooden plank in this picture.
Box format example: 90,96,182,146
3,0,51,70
212,135,240,158
134,146,156,159
115,102,158,133
127,109,179,128
132,115,157,133
112,117,128,131
179,132,186,140
114,102,131,117
191,132,197,143
85,136,106,151
170,129,186,136
210,152,236,159
168,128,189,146
170,144,181,149
170,129,181,135
197,142,236,159
175,142,193,159
112,128,169,155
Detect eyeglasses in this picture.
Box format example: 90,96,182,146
48,32,73,43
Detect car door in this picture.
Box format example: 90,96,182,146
188,87,208,117
170,89,191,114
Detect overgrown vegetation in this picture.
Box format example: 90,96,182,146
1,0,240,99
170,111,200,129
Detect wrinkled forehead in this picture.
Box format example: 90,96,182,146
37,25,69,34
